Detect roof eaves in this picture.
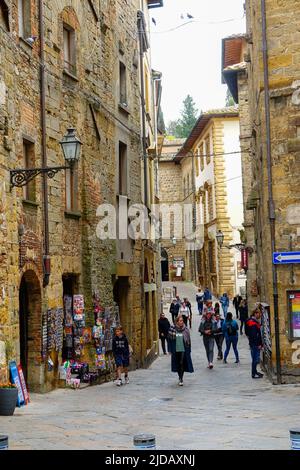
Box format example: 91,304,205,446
175,108,239,160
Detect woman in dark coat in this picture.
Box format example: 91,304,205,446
168,316,194,386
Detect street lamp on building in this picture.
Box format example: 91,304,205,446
216,229,253,272
163,236,177,250
10,128,82,188
216,229,247,251
216,230,225,249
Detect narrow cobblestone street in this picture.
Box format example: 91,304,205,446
1,282,299,450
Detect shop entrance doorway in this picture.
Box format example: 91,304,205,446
62,274,79,361
113,277,129,328
19,270,41,388
161,248,169,281
62,274,79,298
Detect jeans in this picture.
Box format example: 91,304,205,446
224,335,239,361
175,352,185,381
214,334,224,359
250,345,261,376
240,319,246,334
198,302,203,315
171,312,178,324
203,336,215,363
222,305,228,317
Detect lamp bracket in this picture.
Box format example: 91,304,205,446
10,166,69,189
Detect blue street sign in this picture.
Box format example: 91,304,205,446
273,252,300,264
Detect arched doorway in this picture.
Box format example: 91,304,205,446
19,270,42,389
161,248,169,281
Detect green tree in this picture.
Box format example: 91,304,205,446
225,88,235,106
166,119,180,136
167,95,198,138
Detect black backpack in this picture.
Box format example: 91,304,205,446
226,321,237,336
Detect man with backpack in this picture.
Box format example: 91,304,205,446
245,308,264,379
222,312,239,364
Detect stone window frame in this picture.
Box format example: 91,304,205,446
195,147,200,177
0,0,10,31
65,162,79,213
200,142,205,171
205,134,211,165
18,0,31,40
210,186,214,221
63,23,77,77
60,7,80,81
22,136,36,203
118,140,128,197
119,61,128,106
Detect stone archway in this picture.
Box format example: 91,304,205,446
19,270,42,391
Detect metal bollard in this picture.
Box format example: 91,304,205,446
0,435,8,450
290,429,300,450
133,433,156,450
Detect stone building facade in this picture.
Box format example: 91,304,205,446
158,138,194,282
0,0,162,392
223,1,300,382
222,34,258,309
177,108,244,297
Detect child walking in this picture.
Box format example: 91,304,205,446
112,326,130,386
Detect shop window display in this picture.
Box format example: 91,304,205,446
61,293,120,387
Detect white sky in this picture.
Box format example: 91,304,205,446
149,0,246,125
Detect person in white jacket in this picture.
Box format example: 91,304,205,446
179,302,190,326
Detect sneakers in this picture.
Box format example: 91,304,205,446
209,363,213,369
235,360,240,364
115,378,122,386
252,372,264,379
178,380,183,386
124,376,129,384
223,359,227,364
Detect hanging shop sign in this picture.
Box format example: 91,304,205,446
241,248,248,271
288,291,300,340
173,258,185,268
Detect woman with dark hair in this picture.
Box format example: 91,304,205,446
222,312,240,364
214,302,220,317
168,316,194,386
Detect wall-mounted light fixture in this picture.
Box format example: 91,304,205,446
10,128,82,189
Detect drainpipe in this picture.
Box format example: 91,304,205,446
137,11,148,207
39,0,50,287
191,151,198,284
261,0,281,384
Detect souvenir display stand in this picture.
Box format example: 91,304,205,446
61,293,120,388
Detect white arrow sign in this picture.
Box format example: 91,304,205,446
273,252,300,264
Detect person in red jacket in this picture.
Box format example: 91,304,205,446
245,308,264,379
